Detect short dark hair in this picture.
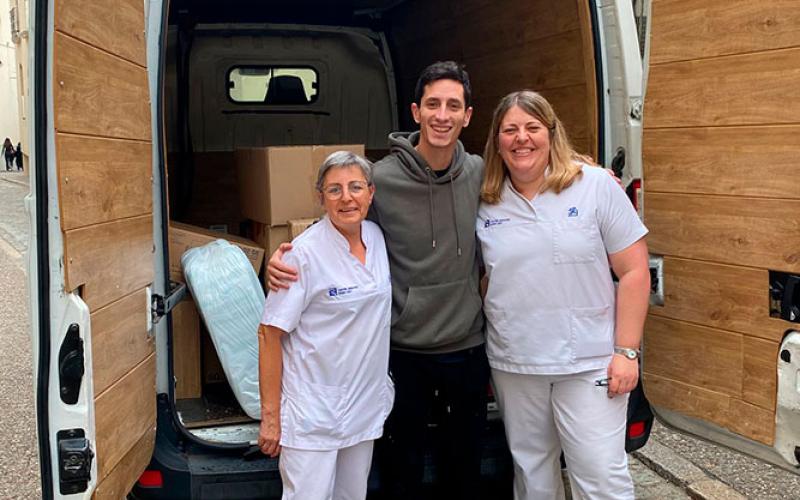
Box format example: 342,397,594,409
413,61,472,108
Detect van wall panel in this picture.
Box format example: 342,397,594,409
91,289,154,397
650,257,788,342
388,0,596,159
742,337,779,412
644,373,774,446
645,48,800,129
644,316,742,397
645,193,800,273
54,33,151,141
94,354,156,481
56,0,146,66
63,215,154,311
650,0,800,64
644,0,796,449
57,134,153,231
92,427,156,500
643,126,800,199
728,399,775,446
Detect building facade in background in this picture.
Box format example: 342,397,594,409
8,0,26,166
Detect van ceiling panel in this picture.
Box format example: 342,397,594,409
168,0,406,25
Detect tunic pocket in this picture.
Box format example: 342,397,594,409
571,305,614,359
282,380,344,440
553,219,598,264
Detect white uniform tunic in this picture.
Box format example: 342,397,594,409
261,216,394,450
477,166,648,375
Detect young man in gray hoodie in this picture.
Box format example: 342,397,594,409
268,61,489,498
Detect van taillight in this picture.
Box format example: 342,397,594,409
628,421,646,439
626,178,642,212
137,470,163,488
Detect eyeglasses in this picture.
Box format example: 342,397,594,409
321,181,370,200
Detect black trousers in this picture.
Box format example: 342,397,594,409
381,345,490,499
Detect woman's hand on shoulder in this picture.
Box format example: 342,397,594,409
606,354,639,398
258,414,281,457
267,242,298,291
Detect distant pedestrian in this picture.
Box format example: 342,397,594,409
14,143,22,171
3,138,15,171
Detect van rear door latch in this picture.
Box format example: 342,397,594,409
57,429,93,494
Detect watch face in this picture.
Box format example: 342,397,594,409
625,350,637,359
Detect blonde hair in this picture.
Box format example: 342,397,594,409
481,90,591,204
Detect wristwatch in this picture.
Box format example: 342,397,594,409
614,346,640,360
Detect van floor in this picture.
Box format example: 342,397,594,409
176,383,253,429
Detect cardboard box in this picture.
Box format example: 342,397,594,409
289,217,319,239
250,223,289,260
172,299,201,399
201,327,226,385
236,144,365,225
169,221,265,283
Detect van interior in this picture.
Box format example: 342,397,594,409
164,0,601,443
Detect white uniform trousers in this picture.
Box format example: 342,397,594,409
492,368,634,500
279,440,374,500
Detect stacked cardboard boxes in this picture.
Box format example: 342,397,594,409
236,144,364,286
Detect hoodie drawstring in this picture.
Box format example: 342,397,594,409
426,167,437,249
449,172,462,257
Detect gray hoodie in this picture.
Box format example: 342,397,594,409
368,131,485,353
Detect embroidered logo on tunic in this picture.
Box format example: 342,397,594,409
328,285,358,297
567,207,579,217
484,217,511,228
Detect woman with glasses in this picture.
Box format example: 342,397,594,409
257,151,394,500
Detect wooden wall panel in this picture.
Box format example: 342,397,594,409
93,428,156,500
644,316,743,397
650,0,800,64
57,134,153,231
91,289,153,396
94,354,156,480
63,215,154,311
743,337,779,411
626,0,798,449
644,373,774,446
54,0,155,495
645,193,800,273
643,126,800,199
651,257,789,342
54,33,151,140
645,48,800,129
56,0,146,66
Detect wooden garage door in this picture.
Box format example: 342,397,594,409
53,0,156,496
642,0,800,446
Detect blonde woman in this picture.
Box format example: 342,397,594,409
477,91,650,500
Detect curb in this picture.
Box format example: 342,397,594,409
0,173,29,188
633,440,746,500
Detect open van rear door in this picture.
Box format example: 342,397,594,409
30,0,159,497
642,0,800,470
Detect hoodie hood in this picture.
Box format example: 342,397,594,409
388,131,467,183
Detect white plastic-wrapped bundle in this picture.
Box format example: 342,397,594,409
181,239,265,420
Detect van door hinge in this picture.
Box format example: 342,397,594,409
151,281,188,325
57,429,93,494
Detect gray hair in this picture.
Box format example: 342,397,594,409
315,151,374,191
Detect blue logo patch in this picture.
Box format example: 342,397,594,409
484,217,511,228
328,285,358,297
567,207,579,217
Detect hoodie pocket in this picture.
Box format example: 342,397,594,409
392,279,482,349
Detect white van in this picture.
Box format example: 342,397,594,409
30,0,799,498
